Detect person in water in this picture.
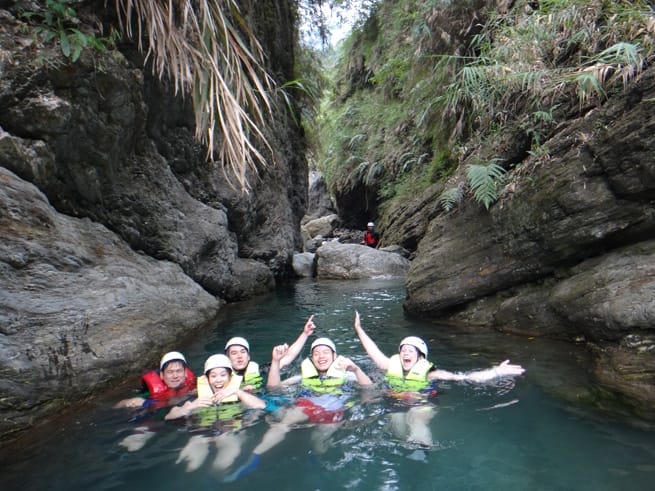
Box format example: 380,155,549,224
353,311,525,446
115,351,196,409
166,353,268,473
360,221,380,249
223,336,372,482
224,314,316,392
115,351,197,451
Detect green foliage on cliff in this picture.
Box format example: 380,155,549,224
20,0,116,62
312,0,654,218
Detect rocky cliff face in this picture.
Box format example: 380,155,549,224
320,0,655,419
0,0,305,442
401,67,655,419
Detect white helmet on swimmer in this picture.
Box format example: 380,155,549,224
311,337,336,353
367,222,375,227
225,336,250,352
399,336,428,358
204,354,233,375
160,351,187,371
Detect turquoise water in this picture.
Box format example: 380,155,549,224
2,279,654,490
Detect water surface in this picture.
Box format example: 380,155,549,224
2,279,654,490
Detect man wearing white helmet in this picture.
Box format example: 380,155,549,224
165,353,268,473
114,351,197,453
353,311,525,445
224,315,317,392
114,351,196,410
223,334,372,482
360,221,380,248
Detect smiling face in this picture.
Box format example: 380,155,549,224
207,367,232,391
399,344,420,372
311,345,336,374
226,345,250,371
161,360,186,390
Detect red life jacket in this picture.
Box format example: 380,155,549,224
141,367,195,405
364,231,379,247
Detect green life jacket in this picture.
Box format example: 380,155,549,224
300,358,347,394
194,403,245,428
384,354,433,392
194,374,243,427
237,361,263,390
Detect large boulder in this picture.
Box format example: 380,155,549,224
0,167,220,442
292,252,316,277
316,242,410,279
301,214,340,240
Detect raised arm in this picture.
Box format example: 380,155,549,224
353,311,390,370
336,356,373,386
427,360,525,382
279,315,315,369
265,343,305,388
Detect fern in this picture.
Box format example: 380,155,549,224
365,161,384,185
439,186,464,212
466,161,506,210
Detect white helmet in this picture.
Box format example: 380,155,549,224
204,354,233,375
367,222,375,227
160,351,187,371
399,336,428,357
225,336,250,352
310,337,336,353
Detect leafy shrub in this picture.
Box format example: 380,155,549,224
20,0,115,62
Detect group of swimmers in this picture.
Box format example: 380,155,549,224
115,312,525,481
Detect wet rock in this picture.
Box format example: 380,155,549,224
592,334,655,420
0,168,220,442
292,252,316,277
316,242,410,279
304,170,336,221
302,214,339,240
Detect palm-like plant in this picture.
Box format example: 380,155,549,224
114,0,275,192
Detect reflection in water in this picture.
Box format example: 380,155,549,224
2,279,655,491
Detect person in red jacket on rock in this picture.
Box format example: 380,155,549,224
360,222,380,249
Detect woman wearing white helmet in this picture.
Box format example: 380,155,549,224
165,354,266,421
353,311,525,446
353,311,524,384
165,353,268,474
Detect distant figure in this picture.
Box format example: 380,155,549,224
361,222,380,249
